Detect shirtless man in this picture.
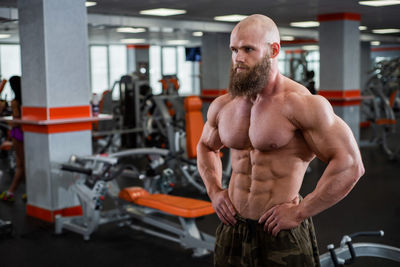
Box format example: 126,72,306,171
197,14,364,266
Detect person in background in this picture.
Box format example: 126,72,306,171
0,76,25,202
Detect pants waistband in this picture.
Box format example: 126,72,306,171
235,214,259,224
234,214,259,242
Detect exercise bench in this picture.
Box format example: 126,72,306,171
119,186,215,257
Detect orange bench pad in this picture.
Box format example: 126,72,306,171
119,187,215,218
119,186,150,201
184,96,204,159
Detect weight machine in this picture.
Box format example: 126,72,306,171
360,57,400,160
320,230,400,266
55,150,215,257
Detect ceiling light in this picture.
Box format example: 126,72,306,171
214,14,248,22
193,31,203,37
359,0,400,7
372,28,400,34
149,27,160,32
290,21,320,28
139,8,186,16
302,45,319,51
85,1,97,7
281,36,295,41
359,26,368,30
0,34,11,39
166,40,189,45
161,28,174,33
117,27,146,33
120,38,146,44
371,41,381,46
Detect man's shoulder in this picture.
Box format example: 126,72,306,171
206,93,233,124
283,90,335,129
281,76,310,97
214,93,232,103
276,77,330,120
279,77,325,107
285,90,330,111
209,93,233,110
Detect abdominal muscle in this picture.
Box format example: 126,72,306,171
228,148,309,220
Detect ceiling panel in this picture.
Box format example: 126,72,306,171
0,0,399,44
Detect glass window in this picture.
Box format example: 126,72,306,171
279,48,320,91
177,46,192,95
90,45,108,94
305,51,320,90
277,49,286,74
375,56,390,63
162,47,176,75
109,45,127,100
109,45,127,87
0,44,21,101
150,45,200,96
193,61,201,95
150,45,162,94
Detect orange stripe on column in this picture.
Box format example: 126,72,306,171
22,105,91,121
318,90,361,106
22,122,93,134
21,106,93,134
201,89,228,102
26,204,83,223
281,39,318,46
327,100,362,106
49,106,91,119
201,89,227,96
371,47,400,52
317,13,361,22
318,90,360,98
127,44,150,49
285,49,307,54
26,204,53,222
22,106,48,120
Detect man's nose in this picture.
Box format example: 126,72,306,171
235,50,245,63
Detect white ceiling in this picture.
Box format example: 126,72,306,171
0,0,399,45
84,0,400,30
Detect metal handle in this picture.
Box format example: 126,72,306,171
61,164,92,176
349,230,384,239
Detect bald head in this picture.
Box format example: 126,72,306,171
232,14,280,45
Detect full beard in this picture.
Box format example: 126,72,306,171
228,56,271,99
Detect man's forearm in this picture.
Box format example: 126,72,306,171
297,157,364,220
197,143,223,200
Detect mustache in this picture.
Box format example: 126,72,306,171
234,64,249,70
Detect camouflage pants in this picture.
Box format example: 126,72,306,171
214,215,321,267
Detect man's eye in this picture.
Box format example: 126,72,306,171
245,47,253,52
231,48,237,53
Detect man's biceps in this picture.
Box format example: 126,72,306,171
202,121,217,134
313,129,358,159
302,130,335,161
198,134,223,153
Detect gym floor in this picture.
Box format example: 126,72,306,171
0,131,399,266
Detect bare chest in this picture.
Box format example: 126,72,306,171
218,100,296,151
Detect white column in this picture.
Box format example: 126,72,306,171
201,32,231,98
18,0,92,222
318,13,361,142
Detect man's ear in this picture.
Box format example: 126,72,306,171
269,42,280,58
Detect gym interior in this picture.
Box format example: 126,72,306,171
0,1,399,266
